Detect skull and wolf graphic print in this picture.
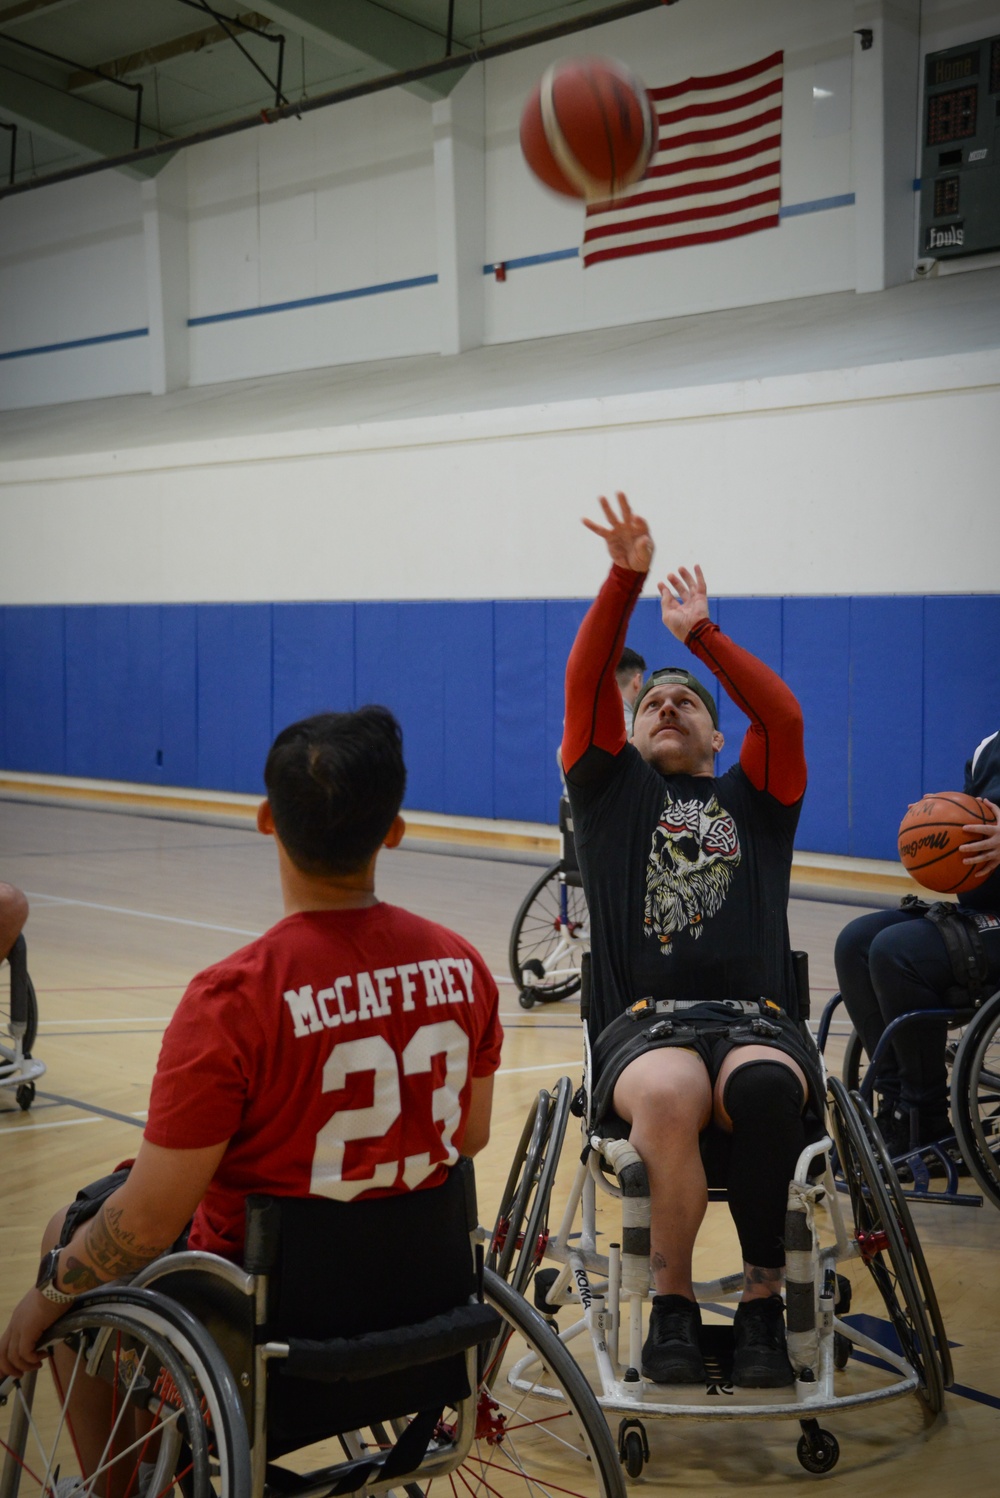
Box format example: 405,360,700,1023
644,792,741,952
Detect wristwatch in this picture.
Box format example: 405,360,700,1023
35,1248,75,1307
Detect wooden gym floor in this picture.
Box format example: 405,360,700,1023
1,794,998,1491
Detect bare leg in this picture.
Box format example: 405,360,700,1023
614,1047,712,1297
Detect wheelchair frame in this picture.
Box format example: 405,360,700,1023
0,936,45,1113
509,797,590,1010
0,1198,626,1498
817,987,1000,1211
488,1059,952,1478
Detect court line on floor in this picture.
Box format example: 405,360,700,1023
2,1115,103,1133
23,890,262,938
500,1061,578,1075
36,1090,147,1128
38,1016,174,1025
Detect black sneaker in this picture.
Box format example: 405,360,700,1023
732,1296,795,1388
641,1294,706,1384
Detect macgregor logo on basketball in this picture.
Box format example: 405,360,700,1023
899,831,951,858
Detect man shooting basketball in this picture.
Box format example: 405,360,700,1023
563,492,821,1388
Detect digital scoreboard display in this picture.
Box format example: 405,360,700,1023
921,34,1000,259
926,49,979,88
926,85,979,146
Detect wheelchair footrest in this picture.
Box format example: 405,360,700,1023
700,1324,735,1387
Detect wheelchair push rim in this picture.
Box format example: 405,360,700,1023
950,989,1000,1211
827,1077,948,1414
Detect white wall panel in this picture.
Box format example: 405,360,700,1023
2,355,996,602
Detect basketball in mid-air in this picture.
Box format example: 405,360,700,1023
897,791,997,893
519,56,656,202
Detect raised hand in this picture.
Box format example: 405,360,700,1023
582,492,654,574
658,565,710,642
961,799,1000,879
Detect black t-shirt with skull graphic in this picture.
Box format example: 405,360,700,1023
569,746,802,1044
561,564,806,1047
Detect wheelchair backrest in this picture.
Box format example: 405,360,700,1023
244,1158,482,1453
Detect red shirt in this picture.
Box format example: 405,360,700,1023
145,904,503,1260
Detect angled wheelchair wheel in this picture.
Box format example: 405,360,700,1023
470,1269,625,1498
488,1078,573,1297
0,969,37,1059
841,1027,865,1095
951,989,1000,1211
827,1077,947,1413
509,865,588,1003
0,1287,250,1498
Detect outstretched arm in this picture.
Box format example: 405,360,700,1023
563,494,651,783
657,565,804,803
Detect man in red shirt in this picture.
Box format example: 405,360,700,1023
564,494,821,1389
0,706,502,1384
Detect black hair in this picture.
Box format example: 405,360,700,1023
616,647,646,681
263,706,406,876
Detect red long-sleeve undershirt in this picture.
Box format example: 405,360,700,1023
562,564,806,805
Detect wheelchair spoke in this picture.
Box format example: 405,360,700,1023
509,867,589,1002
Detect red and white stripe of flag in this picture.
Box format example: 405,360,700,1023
582,51,783,268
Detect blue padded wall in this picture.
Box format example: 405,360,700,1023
494,601,548,824
2,607,66,775
922,597,1000,797
160,607,198,788
272,602,354,730
2,594,998,860
783,598,852,855
849,597,924,860
196,605,272,794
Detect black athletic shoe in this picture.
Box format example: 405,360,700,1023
732,1296,795,1388
641,1294,706,1384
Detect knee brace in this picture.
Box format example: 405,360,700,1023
723,1061,806,1270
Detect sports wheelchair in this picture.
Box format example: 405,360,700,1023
488,956,951,1479
0,1159,625,1498
817,985,1000,1211
0,935,44,1113
509,798,590,1009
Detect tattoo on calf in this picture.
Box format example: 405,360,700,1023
743,1264,783,1294
650,1253,667,1272
60,1203,164,1292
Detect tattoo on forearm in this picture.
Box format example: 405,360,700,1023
59,1203,166,1291
744,1264,783,1293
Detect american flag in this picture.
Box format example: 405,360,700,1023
582,51,783,268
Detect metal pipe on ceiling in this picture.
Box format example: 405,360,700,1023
0,0,678,199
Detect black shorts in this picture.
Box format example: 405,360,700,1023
58,1166,190,1255
590,999,825,1133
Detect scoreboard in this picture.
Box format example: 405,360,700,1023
920,36,1000,259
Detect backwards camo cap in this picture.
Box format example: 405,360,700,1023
629,666,719,736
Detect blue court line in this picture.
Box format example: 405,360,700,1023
0,325,148,361
187,273,438,326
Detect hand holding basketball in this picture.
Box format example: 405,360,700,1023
961,798,1000,879
898,792,999,893
583,492,654,572
659,566,709,643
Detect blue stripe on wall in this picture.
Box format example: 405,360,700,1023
2,596,998,855
0,327,148,361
